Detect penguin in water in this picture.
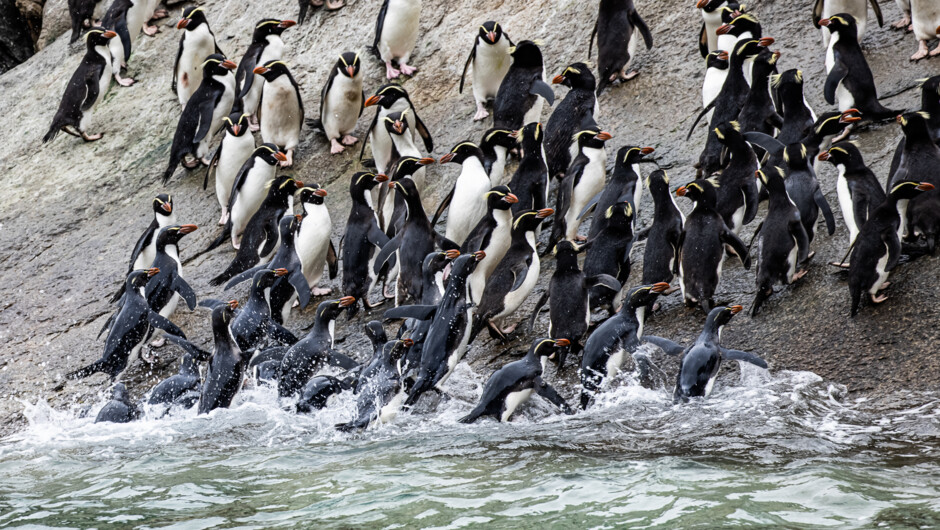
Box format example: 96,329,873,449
147,353,202,410
549,128,613,246
109,194,175,303
198,300,245,414
642,305,767,402
235,19,295,131
480,127,516,187
493,41,555,131
579,283,670,409
68,0,105,43
582,146,655,237
335,339,412,431
583,201,635,314
461,186,517,305
253,60,304,166
206,111,255,225
43,28,117,143
636,170,684,311
68,269,188,381
342,172,391,317
296,375,351,413
751,167,812,316
295,185,339,298
820,14,897,120
813,0,884,47
372,0,422,79
848,181,935,316
433,142,492,246
701,50,729,124
307,52,362,155
277,297,359,398
506,122,549,216
589,0,653,95
909,1,940,60
675,179,752,313
459,338,574,424
162,54,237,184
173,7,223,108
545,63,599,181
95,383,140,423
460,21,513,121
818,142,886,247
361,84,433,174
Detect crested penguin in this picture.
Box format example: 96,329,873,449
460,21,513,121
589,0,653,95
492,41,555,131
254,60,305,166
236,19,295,131
173,6,223,108
372,0,422,79
207,111,255,225
315,52,363,155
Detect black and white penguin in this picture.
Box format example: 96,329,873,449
376,117,430,229
146,353,202,409
162,54,237,184
278,297,358,398
480,127,516,186
198,301,245,414
68,269,188,381
206,111,255,225
582,200,635,313
435,142,492,246
736,48,782,141
713,121,760,235
545,63,598,180
697,0,739,55
460,186,517,305
43,28,116,143
890,112,940,189
715,12,763,83
173,6,223,108
361,84,433,174
459,338,574,423
636,169,685,290
549,128,612,246
492,41,555,131
95,383,140,423
144,226,199,331
701,50,729,124
888,77,940,177
298,0,346,24
773,69,818,148
460,21,513,121
215,144,285,251
98,0,139,88
821,14,897,120
506,122,549,216
308,52,361,155
335,339,411,430
751,167,812,316
296,375,351,413
818,142,886,247
675,179,752,313
579,283,669,409
583,145,654,238
342,172,391,317
68,0,105,43
372,0,422,79
295,185,339,298
589,0,653,94
109,194,175,303
909,0,940,60
813,0,884,47
253,60,304,166
236,19,295,131
782,143,836,244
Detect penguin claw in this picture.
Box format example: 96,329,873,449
142,24,158,36
871,293,889,304
151,8,168,19
385,62,401,79
330,139,346,154
399,63,417,76
311,287,332,297
473,106,489,121
341,135,358,146
911,41,930,61
116,76,135,87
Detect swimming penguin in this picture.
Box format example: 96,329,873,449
143,226,198,331
162,54,237,184
582,145,654,238
278,297,358,398
579,283,669,409
459,338,574,423
549,128,612,246
818,142,886,247
210,176,304,286
736,48,782,141
43,28,116,143
434,142,492,246
146,353,202,409
642,305,767,402
751,167,812,316
813,0,884,47
820,14,897,120
198,300,245,414
335,339,412,431
109,194,175,303
342,172,391,317
583,201,635,313
713,121,760,236
173,7,223,108
372,0,422,79
701,50,729,124
773,69,818,148
636,170,685,290
675,179,752,313
493,41,555,131
506,122,549,216
296,375,351,413
545,63,599,180
235,19,295,131
95,383,140,423
589,0,653,94
697,0,740,56
68,0,105,43
206,111,255,225
480,127,516,186
68,268,188,381
782,143,837,244
361,84,433,174
461,186,517,305
460,21,513,121
471,208,553,341
253,60,304,166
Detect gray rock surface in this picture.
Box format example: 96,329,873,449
36,0,69,50
0,0,937,435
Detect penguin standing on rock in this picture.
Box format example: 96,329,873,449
493,41,555,131
782,143,836,244
480,128,516,187
110,194,175,303
583,201,635,314
434,142,492,246
361,84,433,173
68,0,105,43
460,21,513,121
713,122,759,236
309,52,362,155
372,0,422,79
99,0,137,87
342,172,391,317
236,19,295,131
545,63,598,181
254,60,304,166
818,142,886,247
589,0,653,95
206,112,255,225
773,69,818,148
697,0,740,56
296,185,339,298
210,144,286,251
461,187,517,305
701,51,729,124
173,7,223,108
813,0,884,47
584,146,654,237
908,1,940,60
43,28,116,143
550,128,612,246
506,123,549,216
95,383,140,423
198,300,244,414
143,226,199,335
636,170,684,291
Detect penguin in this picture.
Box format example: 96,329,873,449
95,383,140,423
210,176,304,286
162,54,237,184
751,167,812,316
888,113,940,250
210,144,286,251
579,283,669,409
458,338,574,423
143,226,199,333
304,52,361,156
471,208,553,341
492,40,555,131
820,14,897,120
642,305,767,402
198,301,245,414
342,172,391,317
589,0,654,95
296,375,351,413
295,185,339,298
675,179,752,313
818,141,886,247
252,60,304,166
701,50,729,124
479,127,516,187
582,145,654,238
173,7,223,108
206,111,255,225
506,122,549,216
713,121,760,236
434,142,492,246
635,170,685,290
893,0,913,29
549,128,612,246
109,194,175,303
377,118,430,230
773,69,818,148
545,63,598,180
696,1,739,54
43,28,116,143
335,339,412,431
460,186,517,305
298,0,345,25
782,143,837,244
361,84,433,175
277,297,358,398
68,0,105,43
582,201,635,314
98,0,138,87
235,19,295,131
736,48,782,141
813,0,884,47
372,0,422,79
146,353,202,409
715,12,763,84
68,269,188,381
460,21,513,121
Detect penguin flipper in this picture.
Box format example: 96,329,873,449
171,275,198,310
588,21,597,59
147,311,186,340
885,232,902,271
257,219,281,260
686,100,716,141
721,348,768,369
586,274,621,293
384,304,437,321
288,270,312,309
115,18,131,62
81,65,103,111
629,10,653,50
66,359,106,380
367,222,390,248
193,95,220,145
266,320,298,345
327,240,339,280
698,22,708,59
530,80,555,106
163,334,211,363
373,234,402,274
811,0,825,28
430,185,455,228
743,181,760,225
171,34,183,95
720,228,751,269
434,233,460,252
814,187,837,236
508,260,530,291
203,144,222,191
327,350,360,370
824,61,848,106
535,377,573,414
413,112,434,152
97,310,117,340
459,41,476,94
791,220,811,266
575,190,603,221
641,335,684,356
869,0,884,27
527,292,549,333
457,407,485,424
198,298,231,310
742,131,785,160
372,0,390,59
224,265,265,291
674,230,685,276
359,111,379,162
634,226,651,241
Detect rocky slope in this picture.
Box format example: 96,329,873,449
0,0,936,435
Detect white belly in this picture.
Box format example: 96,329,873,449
378,0,422,62
216,132,256,210
230,164,276,240
445,159,491,244
489,146,509,187
177,25,217,106
296,204,333,284
501,388,534,422
198,76,236,159
437,306,474,388
910,0,940,41
496,247,539,319
836,169,858,245
261,76,303,150
523,96,544,127
702,9,722,52
786,236,799,283
322,72,362,140
566,150,607,240
703,67,727,109
871,244,891,294
606,347,626,381
472,39,511,102
244,37,284,115
378,389,407,424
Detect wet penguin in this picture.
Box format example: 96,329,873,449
360,84,434,176
254,60,304,166
278,297,358,398
549,128,613,246
713,121,760,236
372,0,422,79
206,112,255,225
144,225,199,330
545,63,599,181
198,301,246,414
295,185,339,298
342,172,391,317
701,50,729,124
492,40,555,131
818,142,886,246
461,186,518,305
68,0,105,43
782,143,837,244
906,0,940,60
584,146,655,238
309,52,362,155
109,194,175,303
335,339,412,431
43,28,117,143
434,142,493,246
589,0,653,95
636,169,685,301
95,383,140,423
296,375,351,413
173,7,223,108
460,21,513,121
506,122,550,216
736,48,782,141
147,353,202,409
162,54,237,184
773,69,818,148
813,0,884,47
583,200,635,314
236,19,295,131
459,338,574,423
480,127,516,187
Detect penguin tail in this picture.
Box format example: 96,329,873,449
162,158,179,185
66,360,105,380
457,408,483,424
42,123,61,143
297,0,310,24
209,271,232,287
579,392,593,410
595,77,609,97
304,118,324,132
849,287,862,317
108,284,126,305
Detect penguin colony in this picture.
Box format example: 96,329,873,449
47,0,940,426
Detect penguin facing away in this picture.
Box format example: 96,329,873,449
199,301,245,414
95,383,140,423
492,41,555,131
589,0,654,95
68,0,105,43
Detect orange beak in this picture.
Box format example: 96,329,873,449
729,305,743,314
418,157,435,165
176,19,189,29
759,37,775,47
278,20,296,28
641,147,655,155
374,173,389,183
294,214,303,222
917,182,936,191
552,74,565,84
364,95,381,107
537,208,553,218
818,151,831,161
676,186,688,197
445,249,460,259
755,170,762,179
840,109,861,123
103,30,117,38
293,180,304,188
314,188,328,197
896,115,904,124
161,202,172,213
819,18,830,27
716,24,732,35
487,31,496,43
339,296,356,307
346,66,356,77
717,51,729,61
402,338,415,347
696,0,708,8
274,268,289,277
231,125,241,136
393,121,404,134
652,282,671,293
388,181,396,189
253,66,269,75
227,299,239,310
147,267,160,277
504,193,519,204
221,60,237,70
773,50,782,59
439,153,456,164
473,250,486,261
554,338,571,347
596,131,613,141
179,224,198,234
273,151,288,162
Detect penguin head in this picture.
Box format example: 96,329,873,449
603,200,634,229
484,185,518,211
440,142,484,165
552,63,596,90
705,50,729,70
481,128,517,149
299,185,327,205
676,179,719,206
782,143,809,169
478,21,506,45
127,267,159,289
351,171,384,194
897,111,933,138
512,208,553,233
211,301,239,340
755,166,786,194
818,14,858,37
530,337,570,359
364,84,408,109
179,353,199,377
271,176,304,198
450,252,484,279
252,268,286,291
888,181,935,201
919,75,940,102
110,383,129,402
157,224,198,247
626,283,671,309
201,54,237,78
573,127,612,151
707,304,743,331
813,110,860,139
83,27,116,48
222,112,251,137
424,249,459,277
334,52,361,79
755,47,781,71
696,0,738,14
508,40,544,68
712,121,743,147
390,178,422,216
364,320,388,351
392,156,435,180
731,38,772,62
513,122,544,153
644,169,669,196
383,111,412,137
152,193,174,218
817,141,862,169
252,60,290,81
620,146,655,168
317,297,357,323
254,143,288,166
771,68,803,91
177,7,209,30
716,13,760,39
252,18,296,41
